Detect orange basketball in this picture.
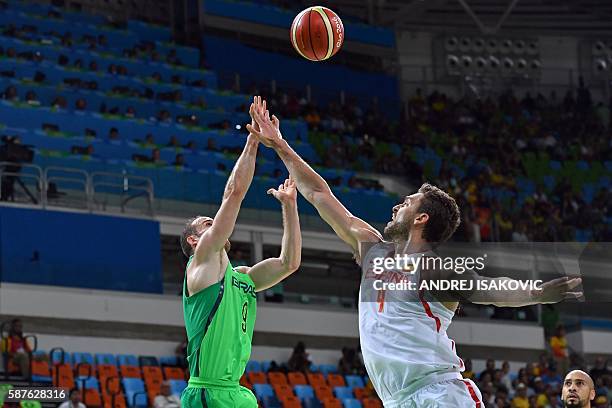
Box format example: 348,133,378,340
290,6,344,61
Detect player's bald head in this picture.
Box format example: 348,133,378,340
562,370,595,408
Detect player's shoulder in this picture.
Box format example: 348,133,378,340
234,265,250,274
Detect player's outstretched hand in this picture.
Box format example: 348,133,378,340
267,178,297,205
247,96,282,148
530,276,583,304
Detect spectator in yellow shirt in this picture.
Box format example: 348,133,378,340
550,325,570,376
512,383,530,408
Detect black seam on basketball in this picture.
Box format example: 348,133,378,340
308,9,321,61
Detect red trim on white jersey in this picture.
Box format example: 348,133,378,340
462,380,482,407
418,289,441,332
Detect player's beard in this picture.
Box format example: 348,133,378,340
384,219,411,241
563,396,584,407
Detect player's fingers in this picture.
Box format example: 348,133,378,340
564,291,583,300
278,183,283,191
246,123,261,137
284,178,290,188
549,276,570,287
263,99,266,112
267,188,275,195
567,277,582,289
271,115,279,127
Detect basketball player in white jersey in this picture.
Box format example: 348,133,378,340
247,100,583,407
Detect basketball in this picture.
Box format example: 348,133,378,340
290,6,344,61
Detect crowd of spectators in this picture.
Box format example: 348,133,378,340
249,82,610,242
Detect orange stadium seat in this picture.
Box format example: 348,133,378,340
31,360,51,378
247,371,267,384
102,392,127,408
76,363,96,379
326,374,345,388
82,389,102,407
313,385,334,401
354,387,373,399
163,366,185,380
287,372,307,386
361,397,383,408
279,395,302,408
98,365,119,383
272,384,294,399
143,366,163,383
268,372,288,386
145,377,162,402
53,364,75,389
240,374,252,389
120,365,141,379
101,376,122,396
322,398,343,408
307,373,327,387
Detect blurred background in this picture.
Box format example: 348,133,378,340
0,0,610,407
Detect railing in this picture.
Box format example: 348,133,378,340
0,162,155,216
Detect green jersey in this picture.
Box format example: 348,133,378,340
183,257,257,388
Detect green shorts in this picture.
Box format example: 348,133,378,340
181,386,257,408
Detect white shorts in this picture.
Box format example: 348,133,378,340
387,378,483,408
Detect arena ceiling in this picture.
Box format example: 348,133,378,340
330,0,612,35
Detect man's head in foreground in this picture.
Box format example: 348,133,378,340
384,183,460,246
180,216,231,257
562,370,595,408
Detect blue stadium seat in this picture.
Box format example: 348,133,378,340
252,384,274,400
345,375,365,389
117,354,139,367
261,360,272,373
246,361,262,373
262,395,281,408
334,386,354,399
319,365,338,376
50,350,71,365
138,356,159,367
95,353,117,366
159,356,178,366
122,378,147,408
72,352,94,366
169,380,187,396
294,385,315,401
76,377,99,390
303,398,323,408
342,398,362,408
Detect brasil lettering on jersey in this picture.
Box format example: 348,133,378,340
232,276,257,298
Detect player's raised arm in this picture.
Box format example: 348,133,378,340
247,100,382,258
236,178,302,291
193,98,264,264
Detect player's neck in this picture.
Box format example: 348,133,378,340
392,237,430,256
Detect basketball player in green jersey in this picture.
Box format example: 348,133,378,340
179,97,302,407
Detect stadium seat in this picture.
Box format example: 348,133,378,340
98,365,119,383
96,354,117,366
327,374,346,388
159,356,178,366
169,379,187,396
342,398,362,408
76,363,96,379
345,375,365,389
138,356,159,367
246,360,262,373
102,392,127,408
333,386,353,399
303,398,324,408
269,371,288,385
248,371,267,384
319,365,338,376
82,389,102,407
322,398,343,408
102,376,122,396
50,350,71,365
294,385,314,401
117,354,139,367
240,373,252,390
252,383,274,400
76,377,100,390
142,366,163,383
313,385,334,401
361,398,382,408
279,395,302,408
307,373,327,387
31,360,52,382
120,365,142,379
121,378,147,408
261,395,282,408
288,371,308,386
261,360,273,372
72,352,95,366
52,363,75,389
353,387,372,400
163,366,185,380
272,384,294,399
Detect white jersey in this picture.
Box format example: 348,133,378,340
358,244,468,407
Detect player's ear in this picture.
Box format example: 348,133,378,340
590,389,596,401
414,212,429,226
186,235,199,247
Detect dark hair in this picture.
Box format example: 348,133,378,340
180,216,202,257
417,183,460,244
